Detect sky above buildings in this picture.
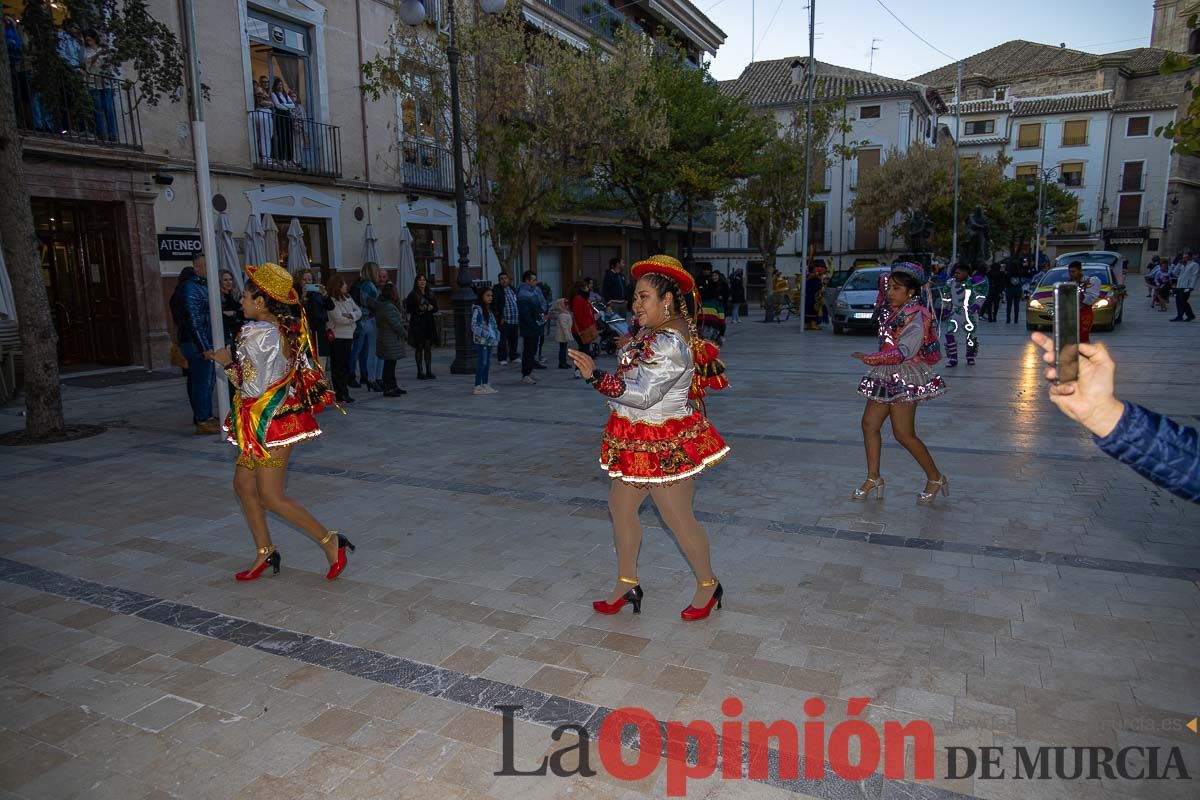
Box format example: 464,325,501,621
704,0,1154,82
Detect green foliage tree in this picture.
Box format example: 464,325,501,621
0,1,188,440
721,98,855,282
593,49,768,252
362,5,662,275
1158,11,1200,156
989,177,1079,255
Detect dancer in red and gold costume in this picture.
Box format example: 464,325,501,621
567,255,730,621
206,262,354,582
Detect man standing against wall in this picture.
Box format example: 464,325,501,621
170,254,218,434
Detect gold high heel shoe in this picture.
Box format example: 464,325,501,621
852,477,885,500
917,474,949,504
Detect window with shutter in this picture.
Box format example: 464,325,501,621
1121,161,1144,192
1061,120,1088,146
860,105,881,119
1060,162,1084,187
1017,123,1041,149
1117,194,1142,227
1126,116,1150,137
1015,164,1038,185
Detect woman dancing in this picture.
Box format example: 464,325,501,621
567,255,730,621
853,262,948,504
206,262,354,582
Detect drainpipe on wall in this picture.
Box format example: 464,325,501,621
355,0,371,230
1098,108,1116,244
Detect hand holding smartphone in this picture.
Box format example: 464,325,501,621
1052,282,1079,384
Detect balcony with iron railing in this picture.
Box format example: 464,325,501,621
8,55,142,150
402,139,455,194
248,110,341,178
535,0,634,43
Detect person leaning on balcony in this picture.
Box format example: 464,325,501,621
270,78,295,165
253,75,274,163
82,30,117,142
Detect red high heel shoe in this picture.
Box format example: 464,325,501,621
680,579,722,621
322,532,355,581
592,576,643,615
235,546,281,581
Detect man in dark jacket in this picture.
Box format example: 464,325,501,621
601,258,628,316
516,270,547,384
170,254,218,434
1031,333,1199,503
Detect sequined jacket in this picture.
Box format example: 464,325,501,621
939,278,984,330
1095,403,1199,503
593,328,694,424
862,300,940,367
225,321,289,398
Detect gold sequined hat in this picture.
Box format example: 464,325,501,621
631,254,695,294
246,262,299,304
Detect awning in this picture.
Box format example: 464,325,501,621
522,7,589,50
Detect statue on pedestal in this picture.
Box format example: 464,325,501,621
906,210,933,255
966,205,991,264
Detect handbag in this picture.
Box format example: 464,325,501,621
579,325,598,346
325,327,336,343
169,342,187,370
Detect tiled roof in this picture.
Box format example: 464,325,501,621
720,57,932,107
1011,92,1113,117
912,40,1177,89
1114,99,1178,112
945,99,1010,115
958,135,1009,146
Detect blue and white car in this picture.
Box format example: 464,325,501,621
831,267,890,335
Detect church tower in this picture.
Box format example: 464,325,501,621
1151,0,1200,53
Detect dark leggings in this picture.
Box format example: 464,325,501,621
413,341,433,376
1005,291,1022,323
330,338,352,397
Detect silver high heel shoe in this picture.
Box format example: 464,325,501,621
917,474,949,504
852,477,885,500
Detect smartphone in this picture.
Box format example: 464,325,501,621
1052,282,1079,384
305,283,321,293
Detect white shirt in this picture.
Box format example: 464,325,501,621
1177,260,1200,291
329,296,362,339
1079,275,1102,307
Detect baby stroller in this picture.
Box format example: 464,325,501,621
592,301,629,355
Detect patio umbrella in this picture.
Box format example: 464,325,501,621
262,214,280,265
361,223,380,266
398,216,417,295
214,212,243,290
243,213,266,270
286,217,310,275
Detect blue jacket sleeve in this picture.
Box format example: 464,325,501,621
184,280,213,352
1094,403,1200,503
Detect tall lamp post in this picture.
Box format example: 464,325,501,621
1030,164,1066,272
399,0,505,374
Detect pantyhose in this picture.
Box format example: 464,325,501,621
233,445,338,571
604,477,718,609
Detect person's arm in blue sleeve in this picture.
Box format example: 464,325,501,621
185,279,213,352
1094,404,1200,503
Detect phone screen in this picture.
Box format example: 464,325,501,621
1053,282,1080,383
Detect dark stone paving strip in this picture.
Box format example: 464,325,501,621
128,443,1200,582
0,555,978,800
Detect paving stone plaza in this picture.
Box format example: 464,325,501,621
1,298,1198,800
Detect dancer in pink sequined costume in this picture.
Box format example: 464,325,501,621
852,262,949,505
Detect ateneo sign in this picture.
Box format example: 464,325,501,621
158,233,203,261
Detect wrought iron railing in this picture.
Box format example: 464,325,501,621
7,55,142,149
402,140,454,194
248,110,342,178
538,0,632,43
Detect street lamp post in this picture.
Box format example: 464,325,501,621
1032,164,1064,274
399,0,505,374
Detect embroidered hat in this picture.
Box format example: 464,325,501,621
246,262,299,304
631,254,695,295
890,261,927,285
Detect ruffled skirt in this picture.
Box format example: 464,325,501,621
600,411,729,484
858,362,946,404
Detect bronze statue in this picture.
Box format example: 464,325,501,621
966,205,990,263
906,210,933,254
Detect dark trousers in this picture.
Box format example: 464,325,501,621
1005,290,1022,323
330,338,352,399
987,291,1003,321
178,342,214,423
382,359,398,392
498,323,519,362
558,341,569,366
521,335,539,377
413,341,433,376
1175,289,1195,320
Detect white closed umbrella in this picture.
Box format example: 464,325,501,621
262,214,280,265
215,212,243,290
361,223,380,266
286,217,310,274
398,216,417,295
243,213,266,270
